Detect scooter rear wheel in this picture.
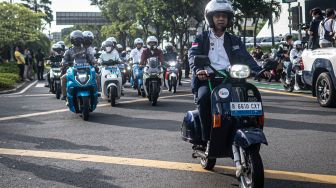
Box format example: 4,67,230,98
200,157,216,170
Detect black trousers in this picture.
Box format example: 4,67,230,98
37,66,44,80
197,84,211,141
184,62,190,78
17,64,24,81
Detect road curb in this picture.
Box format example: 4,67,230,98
0,81,30,94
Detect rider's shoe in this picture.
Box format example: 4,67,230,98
294,85,300,91
285,78,291,85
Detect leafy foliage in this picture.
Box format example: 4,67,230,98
0,2,45,48
21,0,53,26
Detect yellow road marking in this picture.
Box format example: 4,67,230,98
259,88,315,99
0,93,193,122
0,148,335,185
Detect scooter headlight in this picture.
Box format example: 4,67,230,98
169,61,177,66
230,65,250,79
76,73,90,85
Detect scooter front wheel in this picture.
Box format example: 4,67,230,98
55,83,61,99
239,146,264,188
110,87,116,107
81,96,90,121
200,157,216,170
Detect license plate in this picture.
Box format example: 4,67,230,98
230,102,262,116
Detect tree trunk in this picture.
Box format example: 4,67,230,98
270,13,275,46
243,17,248,44
254,17,259,47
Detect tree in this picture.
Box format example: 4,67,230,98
264,0,282,46
232,0,264,45
0,2,44,48
21,0,53,26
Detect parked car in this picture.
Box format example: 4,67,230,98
259,37,282,47
301,47,336,107
243,37,263,48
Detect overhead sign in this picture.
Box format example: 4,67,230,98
282,0,297,3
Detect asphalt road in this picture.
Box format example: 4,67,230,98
0,79,335,188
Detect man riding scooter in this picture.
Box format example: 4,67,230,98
187,1,269,186
277,34,294,85
188,0,265,159
290,40,304,91
47,43,63,93
60,30,96,100
163,43,182,87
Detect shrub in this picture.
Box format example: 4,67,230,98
0,63,19,74
0,77,16,89
0,73,20,82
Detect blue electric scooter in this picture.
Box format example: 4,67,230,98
130,61,144,96
66,59,99,121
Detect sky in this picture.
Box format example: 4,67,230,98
2,0,101,34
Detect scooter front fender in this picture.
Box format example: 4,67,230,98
234,128,268,149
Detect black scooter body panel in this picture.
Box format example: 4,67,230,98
207,81,264,158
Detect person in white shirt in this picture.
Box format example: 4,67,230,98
318,8,335,48
290,40,303,90
130,38,144,63
98,40,121,93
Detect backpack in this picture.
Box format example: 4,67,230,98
322,19,335,42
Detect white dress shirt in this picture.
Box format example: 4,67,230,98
207,29,230,73
98,49,121,64
130,48,144,63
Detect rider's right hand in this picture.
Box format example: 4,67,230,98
196,70,209,81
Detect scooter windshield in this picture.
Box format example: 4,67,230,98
74,59,90,68
147,57,159,68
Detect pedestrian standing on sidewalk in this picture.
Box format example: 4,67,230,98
35,48,45,80
14,46,25,81
183,51,190,78
24,48,34,81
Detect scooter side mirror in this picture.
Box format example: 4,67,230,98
194,55,210,67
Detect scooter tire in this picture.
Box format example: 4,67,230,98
82,96,90,121
200,157,216,170
55,84,61,99
110,87,116,107
239,146,264,188
172,77,177,94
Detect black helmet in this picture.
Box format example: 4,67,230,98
284,34,293,42
83,31,94,47
70,30,83,47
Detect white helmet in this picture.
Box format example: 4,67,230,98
293,40,302,46
294,40,302,49
116,44,123,49
51,43,63,53
134,38,144,46
205,0,234,28
126,47,132,52
106,37,117,44
146,36,158,44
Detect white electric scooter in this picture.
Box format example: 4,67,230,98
100,59,123,106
